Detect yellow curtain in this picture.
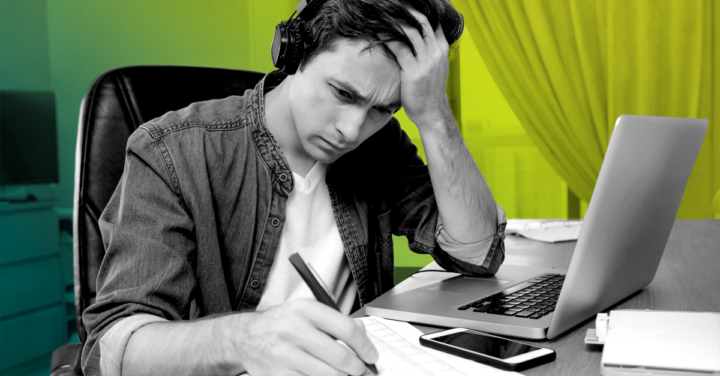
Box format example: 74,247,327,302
453,0,720,218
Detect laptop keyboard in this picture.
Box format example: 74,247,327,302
457,273,565,320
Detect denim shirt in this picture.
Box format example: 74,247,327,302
81,70,506,374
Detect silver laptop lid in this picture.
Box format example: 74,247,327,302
547,115,707,339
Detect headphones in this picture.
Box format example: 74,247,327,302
271,0,326,74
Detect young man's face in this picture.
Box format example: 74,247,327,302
288,38,402,164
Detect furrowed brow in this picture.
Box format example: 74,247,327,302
336,80,402,109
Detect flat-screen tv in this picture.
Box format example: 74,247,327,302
0,91,59,186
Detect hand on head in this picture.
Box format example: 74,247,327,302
232,299,378,376
381,6,453,131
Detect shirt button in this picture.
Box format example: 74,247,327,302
250,280,260,288
279,173,288,182
271,217,281,227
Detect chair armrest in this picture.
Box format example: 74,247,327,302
51,343,83,376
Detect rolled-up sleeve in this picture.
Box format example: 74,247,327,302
435,203,506,272
99,314,168,376
376,118,506,277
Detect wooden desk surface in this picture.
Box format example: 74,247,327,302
357,220,720,375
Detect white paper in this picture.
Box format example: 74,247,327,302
360,316,520,376
237,316,520,376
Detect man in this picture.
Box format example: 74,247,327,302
82,0,507,375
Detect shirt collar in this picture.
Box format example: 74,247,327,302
246,69,288,132
246,70,295,196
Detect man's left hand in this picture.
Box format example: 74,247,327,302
382,7,453,131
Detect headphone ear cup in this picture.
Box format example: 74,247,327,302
271,23,286,69
283,24,305,74
273,0,326,72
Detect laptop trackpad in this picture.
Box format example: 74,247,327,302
429,276,508,295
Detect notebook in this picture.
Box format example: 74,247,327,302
592,310,720,376
365,115,708,340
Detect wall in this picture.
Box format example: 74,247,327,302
0,0,52,91
46,0,296,210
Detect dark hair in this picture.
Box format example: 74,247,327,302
297,0,464,72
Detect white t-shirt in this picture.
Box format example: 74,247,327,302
256,161,356,314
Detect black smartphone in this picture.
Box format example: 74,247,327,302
419,328,556,372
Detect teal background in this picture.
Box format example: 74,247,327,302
48,0,296,209
2,1,305,374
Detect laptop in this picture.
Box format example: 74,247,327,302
366,115,708,340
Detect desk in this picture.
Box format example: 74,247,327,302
356,220,720,375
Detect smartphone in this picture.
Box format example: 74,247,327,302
419,328,555,372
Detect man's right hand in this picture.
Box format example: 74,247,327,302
225,299,379,376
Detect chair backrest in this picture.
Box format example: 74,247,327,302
73,66,265,342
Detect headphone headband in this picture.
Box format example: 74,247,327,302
296,0,321,20
271,0,326,74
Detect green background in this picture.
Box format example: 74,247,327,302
1,0,712,373
1,0,575,270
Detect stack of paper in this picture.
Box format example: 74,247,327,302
506,219,583,243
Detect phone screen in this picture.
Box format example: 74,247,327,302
432,331,541,359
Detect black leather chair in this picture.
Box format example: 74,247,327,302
50,66,266,376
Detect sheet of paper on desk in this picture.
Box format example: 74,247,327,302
359,316,519,376
506,219,583,243
236,316,518,376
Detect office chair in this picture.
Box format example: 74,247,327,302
50,66,266,376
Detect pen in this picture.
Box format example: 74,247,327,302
289,252,379,375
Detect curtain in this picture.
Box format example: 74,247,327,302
453,0,720,218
